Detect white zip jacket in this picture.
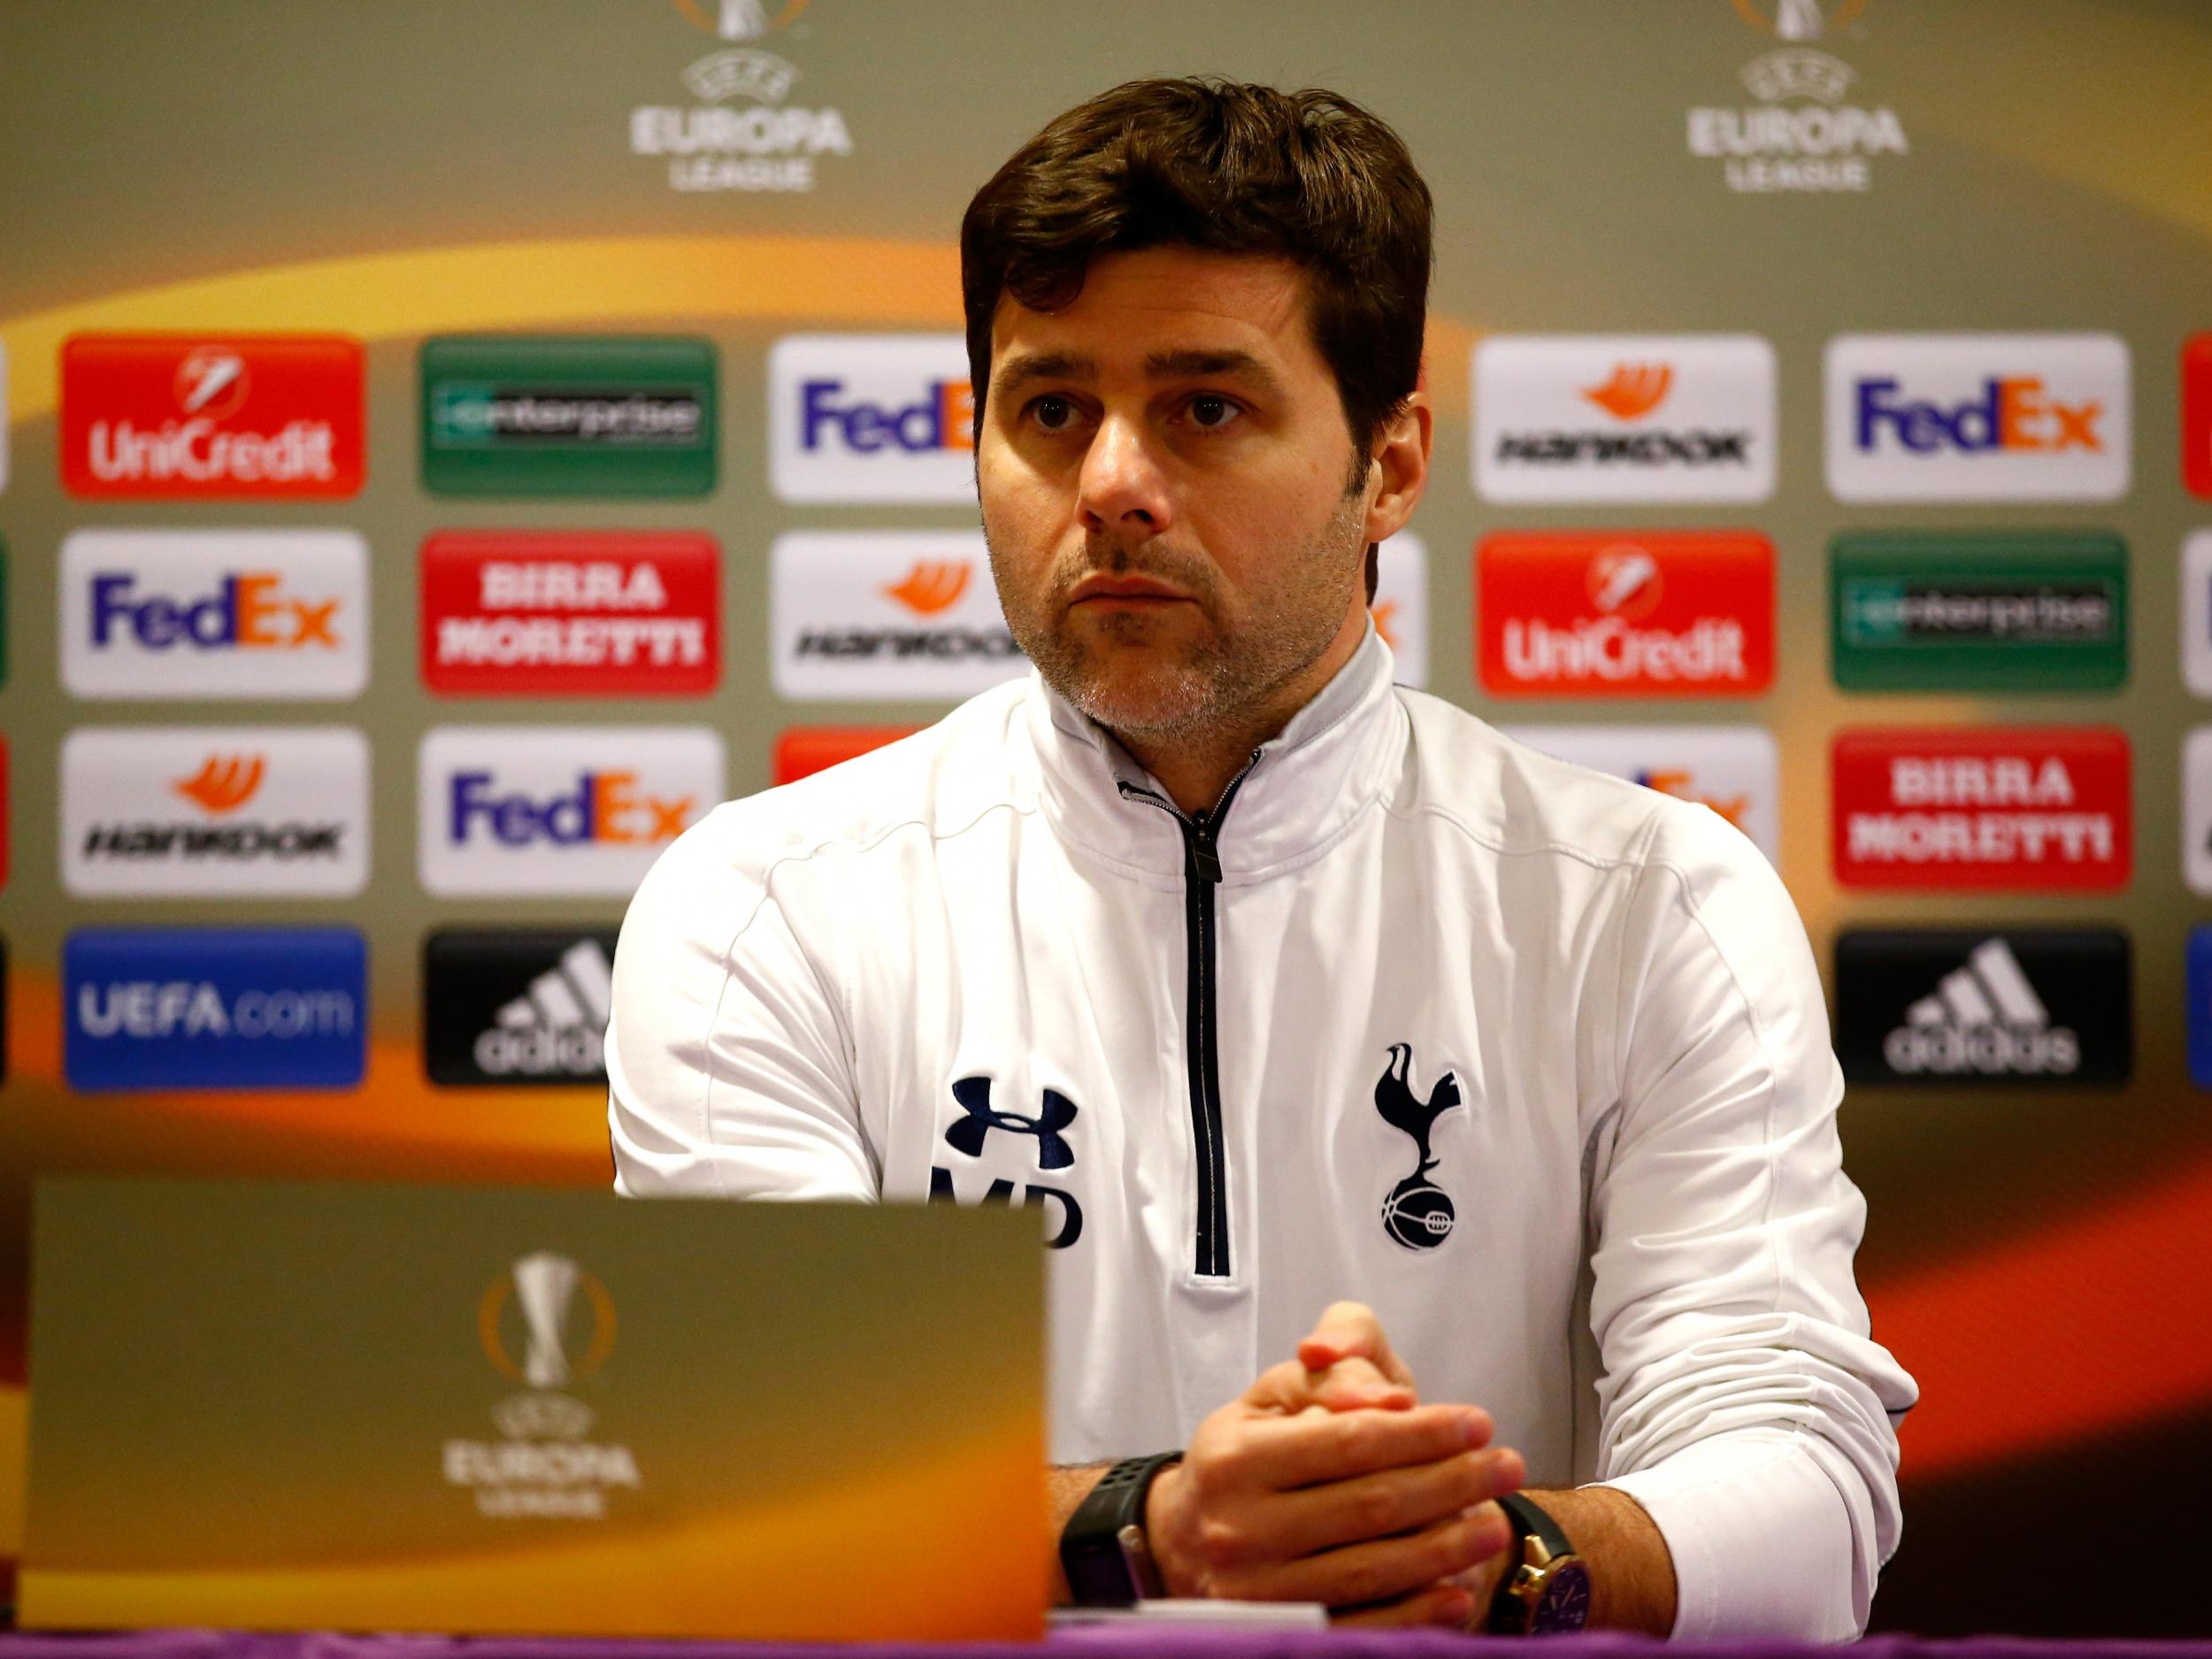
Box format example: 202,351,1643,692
607,628,1916,1639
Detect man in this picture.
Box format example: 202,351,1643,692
609,79,1915,1637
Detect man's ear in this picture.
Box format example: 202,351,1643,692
1363,390,1433,547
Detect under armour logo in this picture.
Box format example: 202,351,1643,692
944,1075,1078,1171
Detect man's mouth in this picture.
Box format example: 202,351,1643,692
1068,572,1194,606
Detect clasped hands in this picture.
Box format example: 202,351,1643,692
1141,1300,1525,1627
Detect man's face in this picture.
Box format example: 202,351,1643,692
976,246,1376,743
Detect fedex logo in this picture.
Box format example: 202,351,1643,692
62,530,367,700
419,726,723,895
1826,334,2130,502
90,572,337,650
771,334,977,503
448,771,693,847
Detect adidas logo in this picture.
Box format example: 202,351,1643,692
472,939,613,1078
1881,937,2081,1077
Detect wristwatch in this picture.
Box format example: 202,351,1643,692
1059,1451,1182,1607
1488,1493,1593,1634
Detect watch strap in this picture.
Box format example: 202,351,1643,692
1059,1451,1182,1607
1489,1493,1581,1634
1495,1492,1573,1562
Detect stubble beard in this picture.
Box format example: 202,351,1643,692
987,492,1368,748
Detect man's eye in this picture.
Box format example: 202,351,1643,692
1188,395,1240,430
1031,396,1076,433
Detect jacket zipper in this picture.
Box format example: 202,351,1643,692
1119,753,1260,1279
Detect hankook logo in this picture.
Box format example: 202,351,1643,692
772,532,1024,702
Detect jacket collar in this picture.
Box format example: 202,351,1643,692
1024,624,1406,887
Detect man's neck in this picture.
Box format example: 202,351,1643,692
1114,610,1367,817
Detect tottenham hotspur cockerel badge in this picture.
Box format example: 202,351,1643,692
1373,1044,1464,1251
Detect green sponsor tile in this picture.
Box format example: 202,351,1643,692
419,335,718,497
1830,531,2127,693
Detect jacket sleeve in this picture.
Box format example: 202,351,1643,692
605,813,878,1202
1584,803,1917,1640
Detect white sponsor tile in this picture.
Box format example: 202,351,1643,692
2185,728,2212,896
1824,333,2131,503
418,726,724,897
1498,723,1779,864
771,530,1022,703
60,528,368,700
2182,532,2212,698
1472,334,1776,504
769,334,974,504
0,343,10,494
1371,534,1427,688
61,726,369,898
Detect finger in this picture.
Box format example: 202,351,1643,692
1237,1403,1494,1491
1330,1580,1476,1630
1297,1301,1415,1389
1305,1355,1414,1412
1242,1508,1506,1609
1256,1452,1519,1558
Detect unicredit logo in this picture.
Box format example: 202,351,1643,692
1478,532,1774,697
63,334,364,499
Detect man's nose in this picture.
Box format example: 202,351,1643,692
1076,413,1174,537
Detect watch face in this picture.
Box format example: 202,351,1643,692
1532,1561,1593,1633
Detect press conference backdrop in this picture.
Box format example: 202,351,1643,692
2,0,2208,1634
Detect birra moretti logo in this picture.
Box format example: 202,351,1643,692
1832,727,2131,891
447,1252,639,1520
1478,532,1774,696
419,726,723,896
62,334,363,498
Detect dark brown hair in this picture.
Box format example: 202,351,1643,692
960,77,1432,486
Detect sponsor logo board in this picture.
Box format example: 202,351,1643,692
1825,334,2130,502
2179,729,2212,896
2189,928,2212,1089
1478,532,1773,697
770,334,972,503
419,726,723,896
1499,724,1778,862
1835,929,2131,1086
772,532,1023,702
61,529,367,702
420,531,719,696
772,726,921,786
64,926,367,1091
1371,534,1428,688
1471,336,1776,503
0,737,8,891
1831,531,2127,692
423,930,621,1086
61,726,369,899
2185,334,2212,498
420,337,717,497
2181,533,2212,698
61,334,363,499
1832,727,2130,891
0,342,9,493
634,2,852,194
1688,5,1907,195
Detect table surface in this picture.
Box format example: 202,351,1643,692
1,1630,2208,1659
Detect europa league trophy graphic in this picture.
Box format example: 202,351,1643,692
512,1251,581,1391
1374,1045,1464,1251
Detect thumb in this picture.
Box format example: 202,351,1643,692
1298,1300,1417,1389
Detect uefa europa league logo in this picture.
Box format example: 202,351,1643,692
480,1250,616,1391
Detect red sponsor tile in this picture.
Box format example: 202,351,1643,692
1832,726,2131,891
772,726,919,785
61,334,364,499
420,531,719,696
2185,334,2212,498
1476,531,1773,696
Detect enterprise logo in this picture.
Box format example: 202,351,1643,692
1825,334,2131,502
1472,335,1776,503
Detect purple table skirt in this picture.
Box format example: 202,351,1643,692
1,1631,2208,1659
